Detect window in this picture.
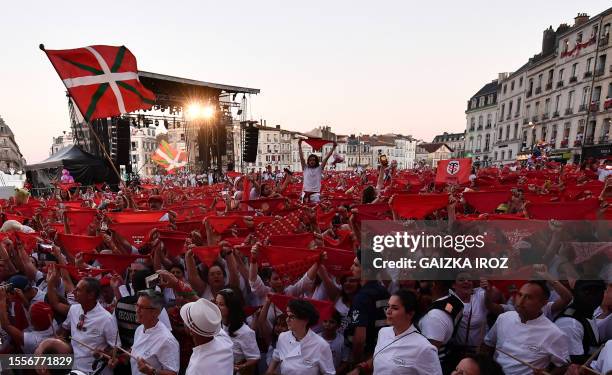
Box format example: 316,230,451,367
537,74,543,88
485,134,490,150
501,151,505,160
478,115,483,127
542,126,547,141
558,68,564,81
581,87,590,105
476,135,482,149
568,91,575,109
503,84,507,94
544,98,550,114
471,98,477,109
131,141,136,151
586,58,593,72
499,127,503,140
511,81,515,91
514,124,519,140
555,95,561,111
604,23,611,37
535,101,540,115
494,151,498,160
547,69,553,84
526,104,531,118
528,78,534,94
577,32,583,44
500,104,505,120
487,114,492,126
571,63,578,77
552,124,558,142
596,55,607,74
516,98,521,116
508,101,513,118
563,39,569,53
470,117,475,129
608,82,612,98
508,150,513,160
506,125,510,140
519,77,523,87
479,97,485,106
592,86,602,102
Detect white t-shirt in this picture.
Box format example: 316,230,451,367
453,288,488,347
484,311,570,375
185,330,234,375
273,329,335,375
598,167,612,182
302,166,322,193
62,303,120,375
418,307,455,344
131,321,180,375
23,327,54,354
372,325,442,375
319,332,349,369
223,323,260,364
555,316,599,356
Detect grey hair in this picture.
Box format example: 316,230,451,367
137,289,164,310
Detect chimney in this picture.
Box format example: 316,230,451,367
574,13,590,27
541,26,556,56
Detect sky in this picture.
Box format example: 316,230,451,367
1,0,610,164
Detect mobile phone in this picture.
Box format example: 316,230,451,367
145,274,160,289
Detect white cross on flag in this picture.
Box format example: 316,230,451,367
435,158,472,185
41,44,156,122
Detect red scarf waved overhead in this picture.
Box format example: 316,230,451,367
463,190,512,214
304,138,332,152
268,293,334,322
390,193,449,219
57,233,104,256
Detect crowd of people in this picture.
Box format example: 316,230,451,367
0,141,611,375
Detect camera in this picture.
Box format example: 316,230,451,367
145,274,161,289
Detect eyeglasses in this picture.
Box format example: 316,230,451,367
285,313,297,321
77,314,86,331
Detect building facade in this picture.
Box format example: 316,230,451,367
433,132,466,158
130,125,158,177
0,116,25,172
415,143,453,168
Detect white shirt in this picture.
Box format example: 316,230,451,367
484,311,570,375
453,288,488,347
23,326,54,354
303,166,322,193
223,323,260,364
273,329,335,375
418,308,454,344
62,303,120,375
555,316,599,355
372,325,442,375
591,340,611,374
131,321,179,375
319,332,349,369
185,330,234,375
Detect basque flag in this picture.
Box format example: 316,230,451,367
435,158,472,185
41,44,156,122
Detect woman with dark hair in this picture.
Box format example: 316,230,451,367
349,290,442,375
298,138,337,203
216,288,260,374
265,299,335,375
451,353,504,375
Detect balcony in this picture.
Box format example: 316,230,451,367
584,71,593,78
514,112,520,118
569,76,578,83
542,113,550,120
545,82,553,91
485,124,492,129
526,91,532,98
599,135,609,144
557,81,564,88
506,115,511,120
605,98,612,110
565,108,573,115
590,102,599,112
600,34,610,46
574,140,582,147
477,125,483,130
579,104,588,112
553,111,560,117
595,68,605,77
469,126,475,131
585,137,595,146
535,87,542,94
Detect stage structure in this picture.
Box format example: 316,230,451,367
68,71,259,176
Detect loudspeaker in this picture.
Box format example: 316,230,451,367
116,118,131,173
218,123,227,156
243,126,259,163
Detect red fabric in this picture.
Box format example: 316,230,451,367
323,230,354,251
159,231,189,258
106,211,167,223
304,138,332,151
82,253,146,274
55,264,113,281
13,232,39,254
191,246,220,267
57,233,103,256
62,201,86,209
268,233,314,248
526,198,600,220
463,191,512,213
435,158,472,185
109,221,169,246
226,171,241,179
390,194,449,219
317,210,337,230
206,216,243,234
175,220,204,234
245,198,285,212
4,214,26,223
487,266,534,299
43,45,155,121
351,204,392,219
64,209,97,235
268,293,334,322
12,300,29,330
321,247,355,277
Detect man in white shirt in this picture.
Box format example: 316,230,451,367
130,290,179,375
180,298,233,375
484,281,570,375
48,275,121,375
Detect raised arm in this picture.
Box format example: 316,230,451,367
0,288,24,350
298,138,306,169
184,247,207,296
45,265,70,316
320,141,337,170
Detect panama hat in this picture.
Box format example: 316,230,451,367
180,298,222,337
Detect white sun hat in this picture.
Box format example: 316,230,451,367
180,298,222,337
